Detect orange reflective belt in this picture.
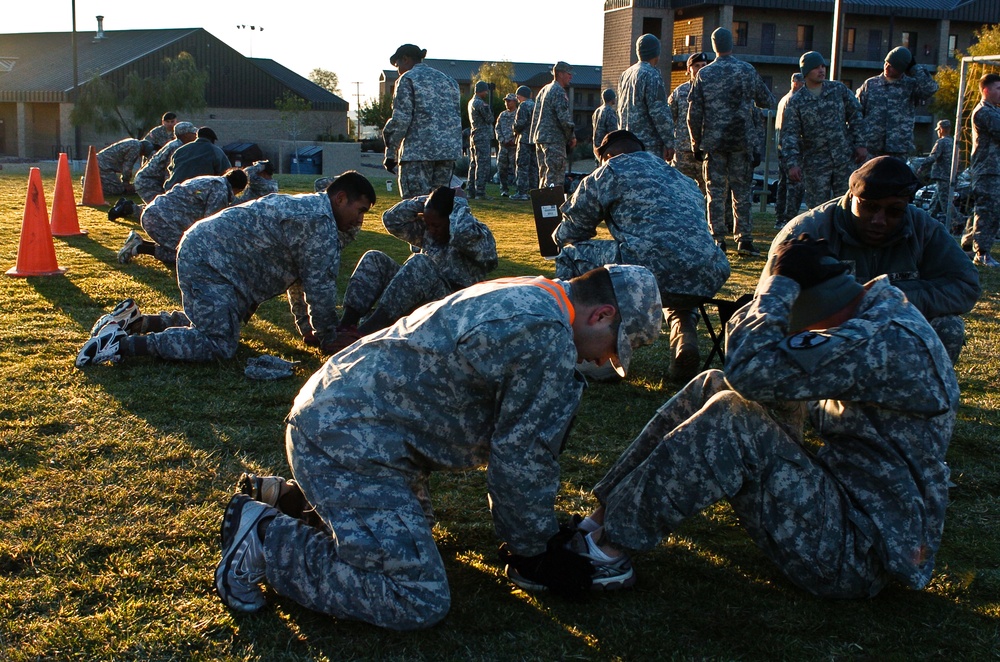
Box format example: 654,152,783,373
490,276,575,325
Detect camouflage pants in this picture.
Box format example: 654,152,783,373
929,314,965,365
703,151,753,242
595,369,889,598
85,171,127,197
536,142,567,189
144,268,246,361
261,424,450,630
969,175,999,254
672,151,705,193
802,157,852,209
135,179,164,205
927,179,950,220
343,250,451,325
497,144,515,193
398,160,454,200
468,137,492,196
140,207,197,264
515,141,539,194
774,157,804,224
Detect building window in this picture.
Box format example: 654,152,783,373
733,21,749,47
901,31,918,54
797,25,814,51
642,17,662,40
845,28,856,53
948,34,958,58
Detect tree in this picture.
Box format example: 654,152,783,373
308,68,341,96
357,95,393,132
71,52,208,138
276,92,312,167
931,24,1000,117
471,61,517,120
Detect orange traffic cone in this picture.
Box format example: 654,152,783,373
6,168,67,277
51,152,86,237
81,145,106,206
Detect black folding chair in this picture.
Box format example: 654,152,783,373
698,293,753,369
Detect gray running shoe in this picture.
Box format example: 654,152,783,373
76,322,127,367
568,530,636,591
89,298,139,337
117,230,144,264
215,494,277,613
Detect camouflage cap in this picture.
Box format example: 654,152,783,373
314,177,333,193
605,264,662,377
173,121,197,138
504,92,517,102
552,61,573,75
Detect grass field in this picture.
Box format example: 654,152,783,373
1,166,998,660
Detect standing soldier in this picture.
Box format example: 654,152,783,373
382,44,462,199
495,93,518,197
856,46,939,160
965,73,1000,267
467,81,495,199
774,73,805,229
618,34,674,162
530,62,577,189
688,28,775,256
668,52,710,190
925,120,955,225
782,51,869,210
511,85,538,200
591,89,618,161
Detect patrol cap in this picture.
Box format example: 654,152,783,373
936,119,951,131
390,44,426,66
596,129,645,160
849,156,920,200
516,85,532,98
791,72,804,84
552,61,573,75
605,264,663,377
173,121,197,138
504,92,517,102
687,52,710,68
885,46,912,71
314,176,333,193
789,257,864,331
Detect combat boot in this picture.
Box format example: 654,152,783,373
667,309,700,381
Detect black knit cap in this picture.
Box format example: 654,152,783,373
849,156,920,200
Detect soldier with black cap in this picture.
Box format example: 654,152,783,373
856,46,939,160
383,44,462,199
763,155,980,363
591,88,618,161
618,34,675,162
668,51,710,190
164,126,231,191
511,85,539,200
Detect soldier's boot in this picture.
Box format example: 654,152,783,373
357,306,395,336
667,309,700,382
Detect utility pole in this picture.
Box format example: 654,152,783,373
353,81,363,141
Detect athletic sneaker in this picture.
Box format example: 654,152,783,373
89,298,139,337
75,322,127,367
973,252,1000,268
568,529,636,591
510,193,529,201
239,473,297,508
215,494,277,613
108,197,128,221
737,240,761,257
117,231,144,264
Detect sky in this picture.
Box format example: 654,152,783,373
4,0,606,108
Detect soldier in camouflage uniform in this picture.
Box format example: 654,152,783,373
925,120,955,224
782,52,869,210
856,46,939,160
774,73,805,229
591,89,618,161
212,265,663,628
76,172,376,367
618,34,674,162
134,122,199,205
116,169,248,267
338,186,498,340
235,160,278,203
142,112,178,152
554,131,730,381
92,138,155,196
511,85,538,200
764,156,980,363
530,62,577,189
495,93,518,196
668,52,709,191
688,28,775,256
382,44,462,199
467,81,495,199
589,234,959,600
964,74,1000,267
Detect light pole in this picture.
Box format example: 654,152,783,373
236,25,264,57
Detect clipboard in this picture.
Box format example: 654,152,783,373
529,186,565,259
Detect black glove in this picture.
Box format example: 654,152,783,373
499,524,594,600
383,158,398,174
770,233,849,289
694,149,706,162
752,151,762,168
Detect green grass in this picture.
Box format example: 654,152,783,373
1,169,998,660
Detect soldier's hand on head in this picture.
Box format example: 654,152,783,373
770,233,849,289
788,166,803,183
383,158,398,174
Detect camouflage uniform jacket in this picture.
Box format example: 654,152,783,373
287,276,586,555
618,61,674,152
178,192,347,345
383,63,462,163
235,161,279,203
781,81,867,169
555,151,730,299
143,125,173,151
687,54,775,153
763,195,980,320
667,81,694,154
495,109,516,146
970,100,1000,178
927,135,954,181
727,274,959,589
856,67,939,155
145,175,235,229
530,81,575,145
468,96,495,141
381,196,498,289
591,103,618,152
97,138,144,182
513,99,535,145
134,138,183,192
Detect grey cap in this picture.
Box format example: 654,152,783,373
799,51,826,76
711,27,733,54
791,72,804,83
636,34,661,61
552,61,573,75
605,264,663,377
886,46,912,71
172,121,197,138
314,177,334,193
936,119,951,130
516,85,532,99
